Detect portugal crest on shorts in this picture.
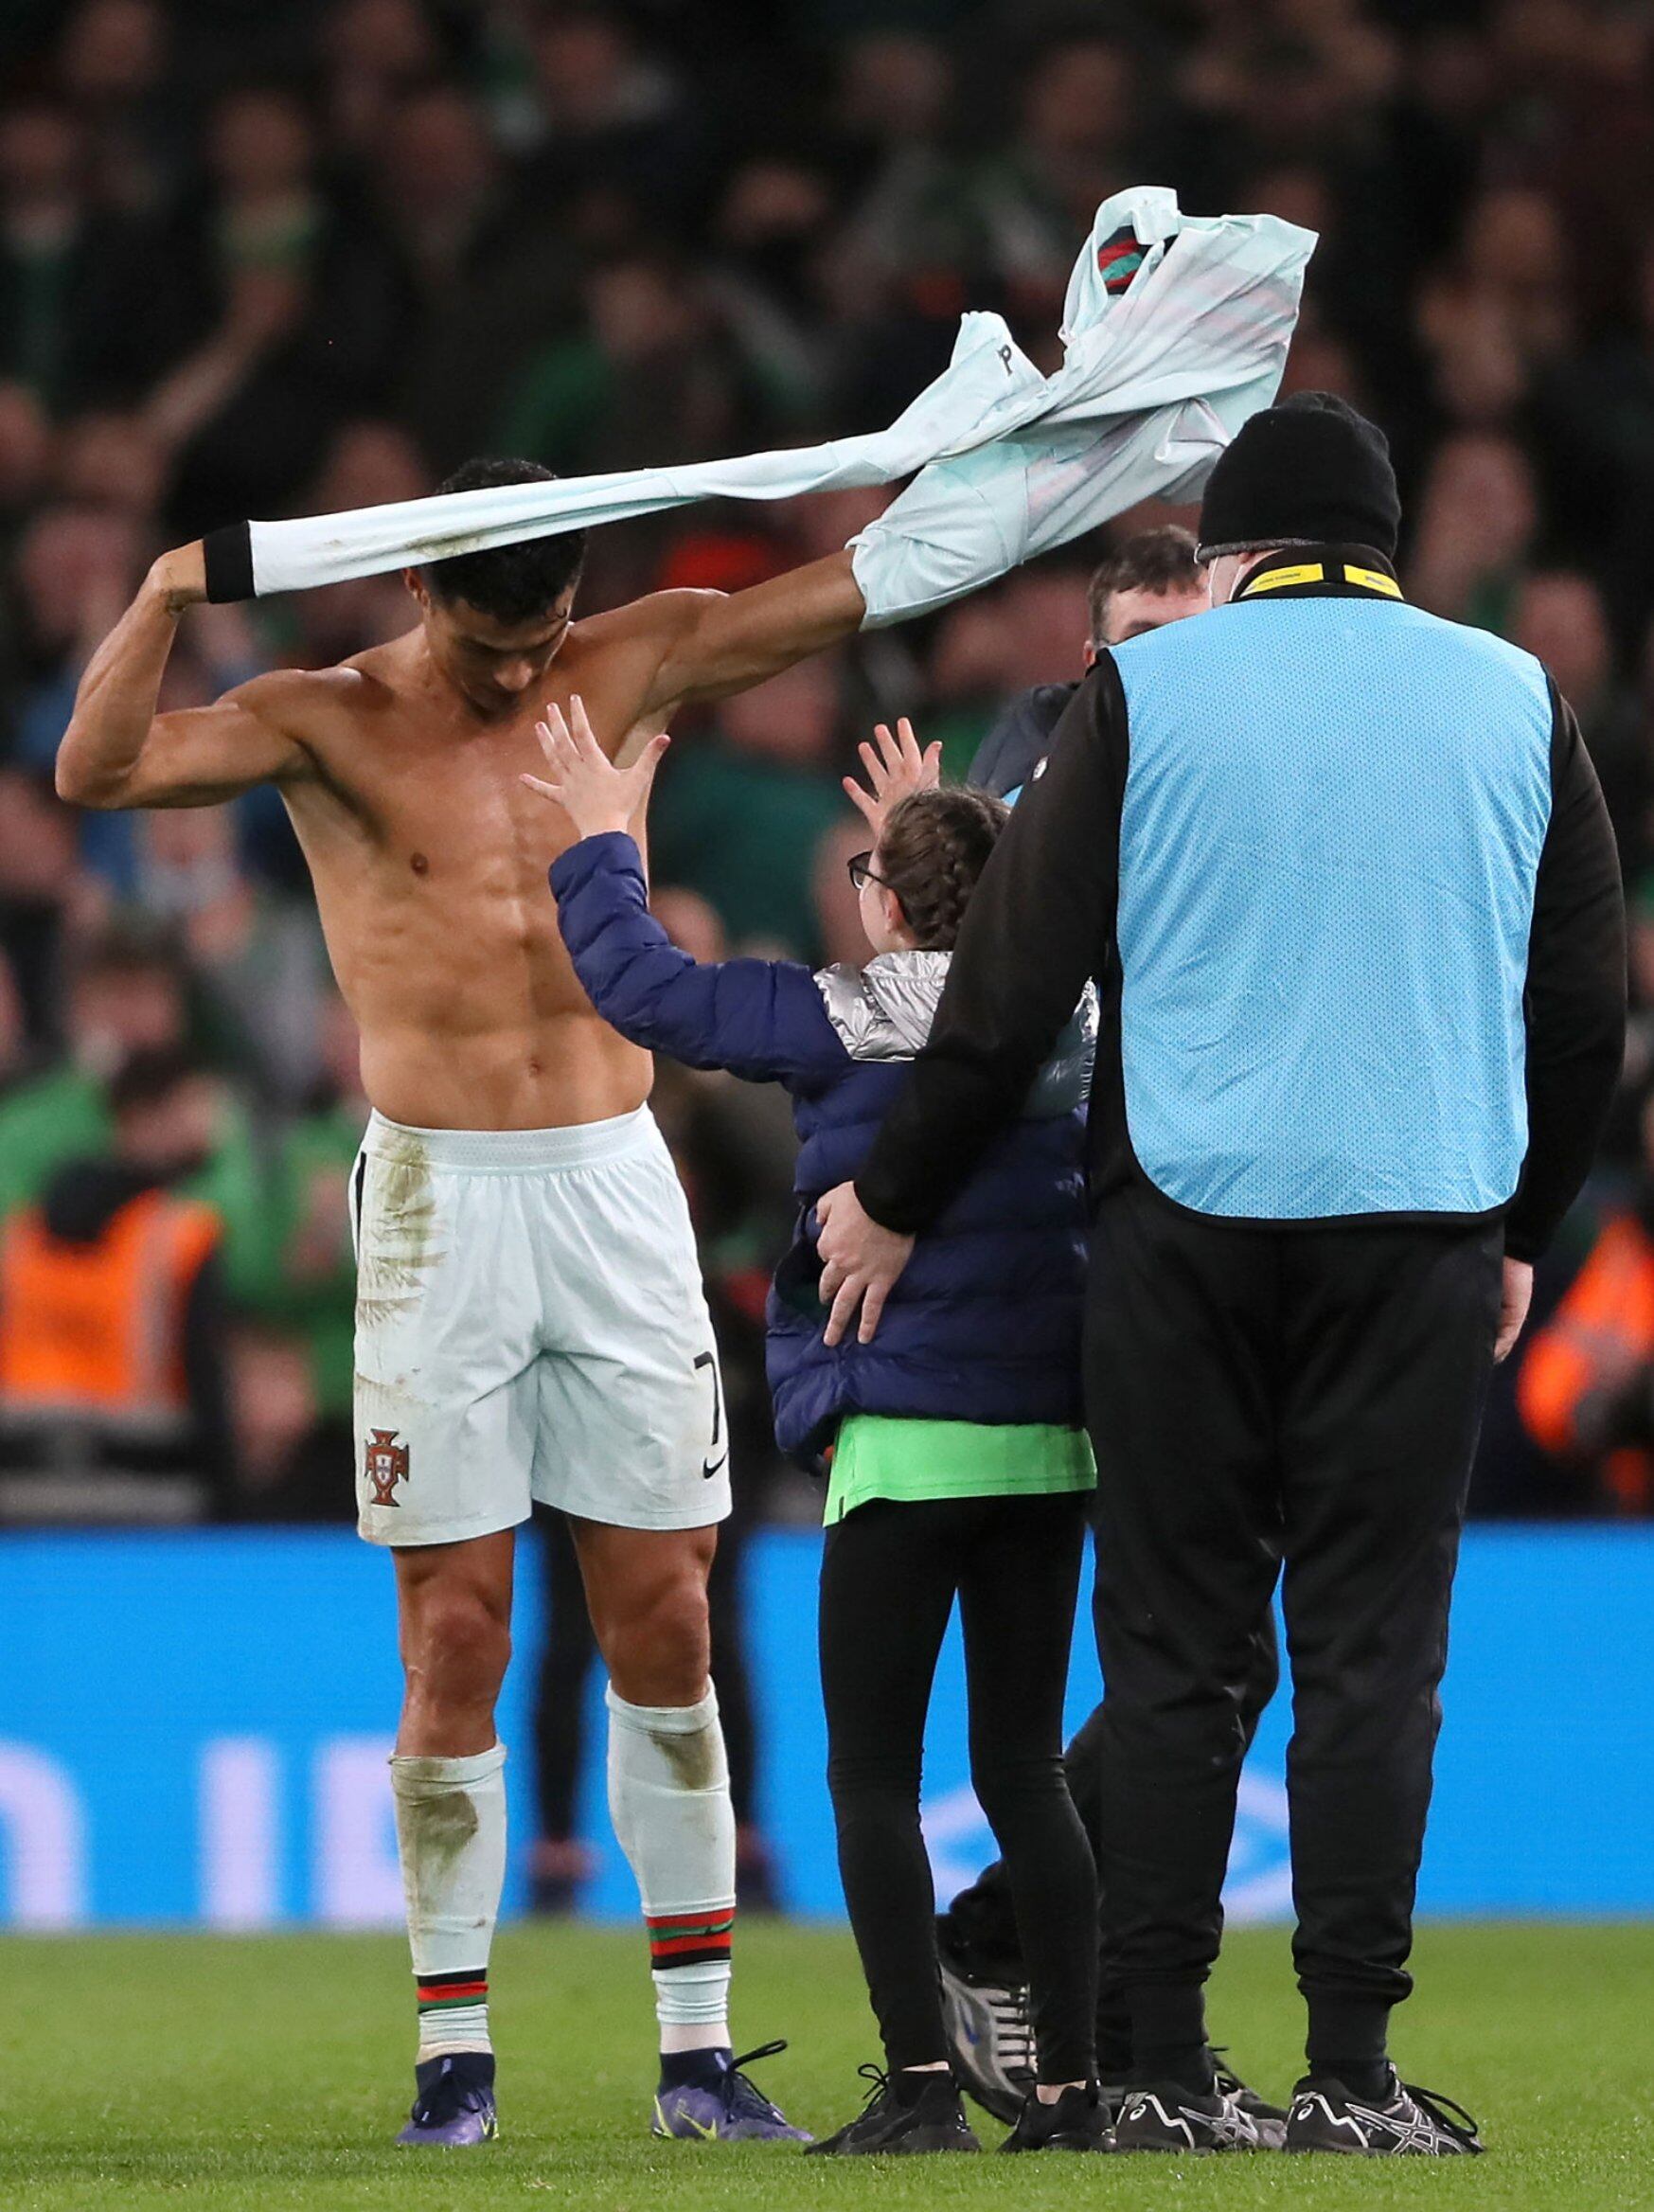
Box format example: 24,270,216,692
365,1428,409,1507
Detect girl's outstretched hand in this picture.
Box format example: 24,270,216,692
523,693,669,838
844,716,942,833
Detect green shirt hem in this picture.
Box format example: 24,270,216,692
825,1414,1095,1525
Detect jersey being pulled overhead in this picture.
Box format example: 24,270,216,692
203,189,1313,619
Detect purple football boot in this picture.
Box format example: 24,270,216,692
651,2041,812,2143
396,2052,498,2147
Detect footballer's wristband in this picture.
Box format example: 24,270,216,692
202,520,255,604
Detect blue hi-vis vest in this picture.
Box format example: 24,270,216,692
1110,593,1555,1222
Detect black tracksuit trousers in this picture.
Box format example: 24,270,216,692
1084,1186,1502,2079
941,1619,1279,2076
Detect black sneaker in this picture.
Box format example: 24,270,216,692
1212,2050,1289,2149
1113,2080,1264,2152
999,2082,1115,2152
1285,2069,1484,2155
806,2066,981,2156
935,1920,1035,2125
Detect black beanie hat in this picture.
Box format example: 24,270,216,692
1197,391,1401,561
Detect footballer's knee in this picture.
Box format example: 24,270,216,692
602,1562,711,1708
397,1574,512,1749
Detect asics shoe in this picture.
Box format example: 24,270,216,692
1212,2050,1289,2148
395,2052,498,2147
999,2082,1115,2152
936,1921,1035,2125
651,2041,812,2142
807,2065,981,2155
1113,2080,1264,2152
1285,2069,1483,2155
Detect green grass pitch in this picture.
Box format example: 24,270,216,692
1,1920,1649,2208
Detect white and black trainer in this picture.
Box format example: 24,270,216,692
936,1936,1036,2126
1285,2069,1484,2155
1113,2082,1265,2152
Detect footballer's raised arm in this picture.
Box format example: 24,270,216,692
640,552,867,715
57,542,316,811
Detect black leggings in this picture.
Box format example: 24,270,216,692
819,1488,1097,2082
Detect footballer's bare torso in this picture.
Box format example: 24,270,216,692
273,609,677,1133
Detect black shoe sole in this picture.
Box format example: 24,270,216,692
1001,2134,1116,2153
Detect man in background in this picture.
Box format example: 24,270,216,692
968,526,1210,802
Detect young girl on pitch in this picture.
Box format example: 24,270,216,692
528,698,1104,2155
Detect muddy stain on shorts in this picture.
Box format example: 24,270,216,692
356,1129,441,1333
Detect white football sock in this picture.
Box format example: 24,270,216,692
391,1741,507,2061
606,1686,736,2051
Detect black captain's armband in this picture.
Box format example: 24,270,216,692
202,521,256,605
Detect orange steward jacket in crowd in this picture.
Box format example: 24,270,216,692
0,1186,221,1436
1518,1211,1654,1511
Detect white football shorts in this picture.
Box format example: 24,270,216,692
350,1107,731,1545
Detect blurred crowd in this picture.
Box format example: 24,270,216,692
3,0,1654,1524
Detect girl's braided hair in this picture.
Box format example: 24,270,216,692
876,786,1010,952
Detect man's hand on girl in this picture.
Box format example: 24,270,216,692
817,1181,916,1345
523,693,669,837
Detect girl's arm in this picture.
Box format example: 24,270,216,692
551,833,847,1085
527,698,847,1087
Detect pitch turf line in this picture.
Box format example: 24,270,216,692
0,1922,1648,2209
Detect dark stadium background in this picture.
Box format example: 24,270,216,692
1,1,1652,1938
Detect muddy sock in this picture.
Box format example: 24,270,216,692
391,1742,507,2061
606,1686,736,2051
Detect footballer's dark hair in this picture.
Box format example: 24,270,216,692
1087,524,1202,648
422,458,588,625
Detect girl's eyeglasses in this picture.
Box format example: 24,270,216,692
846,850,892,893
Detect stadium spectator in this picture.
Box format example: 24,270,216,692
229,990,362,1511
1407,429,1538,631
1512,571,1647,880
131,802,328,1105
0,921,265,1280
1518,1084,1654,1517
0,1044,232,1520
154,83,399,533
650,655,850,961
0,763,103,1050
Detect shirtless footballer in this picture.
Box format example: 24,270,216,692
58,456,867,2149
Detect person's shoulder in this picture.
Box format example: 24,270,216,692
573,589,721,658
969,681,1078,794
0,1061,99,1118
228,647,402,739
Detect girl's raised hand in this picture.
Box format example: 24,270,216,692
843,717,942,833
523,693,669,839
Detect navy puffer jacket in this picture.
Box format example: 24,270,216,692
551,832,1093,1463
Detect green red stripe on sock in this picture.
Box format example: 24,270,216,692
1095,228,1147,294
646,1911,734,1968
417,1969,488,2011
